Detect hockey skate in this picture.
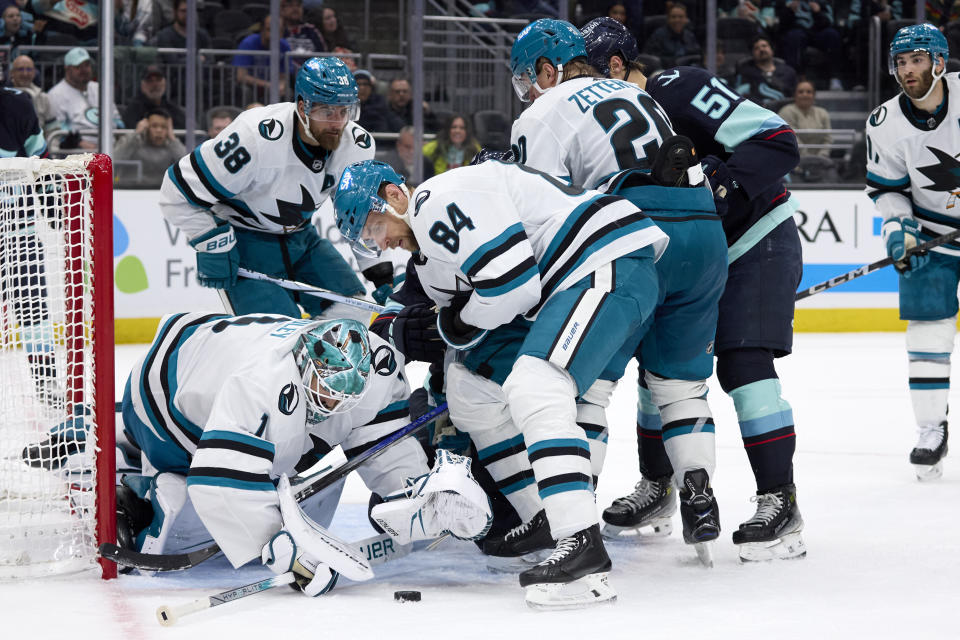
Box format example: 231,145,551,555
519,524,616,610
678,469,720,568
733,484,805,562
482,510,553,573
601,475,676,539
910,422,948,481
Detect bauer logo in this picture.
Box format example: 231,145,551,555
561,321,580,351
258,118,284,140
278,382,300,415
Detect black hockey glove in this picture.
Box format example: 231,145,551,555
701,155,740,218
437,296,487,350
363,262,395,306
391,302,445,363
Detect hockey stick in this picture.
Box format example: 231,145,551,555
236,268,385,314
795,227,960,301
156,571,296,626
99,403,449,571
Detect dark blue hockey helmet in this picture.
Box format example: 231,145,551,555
581,17,640,77
510,19,587,101
889,23,949,76
469,147,516,165
333,160,405,257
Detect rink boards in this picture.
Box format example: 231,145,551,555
109,188,917,342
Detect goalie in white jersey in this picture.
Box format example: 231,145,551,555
160,57,397,318
867,23,959,480
114,313,491,595
333,159,668,609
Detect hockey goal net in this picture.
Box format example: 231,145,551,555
0,154,116,579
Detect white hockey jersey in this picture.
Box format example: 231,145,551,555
510,77,674,189
408,162,668,329
866,73,960,256
126,312,421,567
160,102,375,241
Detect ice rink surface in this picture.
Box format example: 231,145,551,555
3,333,959,639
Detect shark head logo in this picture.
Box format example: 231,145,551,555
917,146,960,209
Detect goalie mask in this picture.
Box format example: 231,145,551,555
293,319,371,423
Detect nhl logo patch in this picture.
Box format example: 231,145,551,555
312,158,325,172
259,118,284,140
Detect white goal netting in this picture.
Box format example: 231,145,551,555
0,154,115,579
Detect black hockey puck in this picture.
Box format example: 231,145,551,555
394,590,421,602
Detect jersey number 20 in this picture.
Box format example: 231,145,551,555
593,95,673,171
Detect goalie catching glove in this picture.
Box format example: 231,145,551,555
261,474,373,596
371,449,493,545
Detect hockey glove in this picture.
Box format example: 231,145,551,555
886,218,930,278
701,155,738,218
437,292,488,350
391,303,444,362
189,224,239,289
261,531,340,597
363,262,395,306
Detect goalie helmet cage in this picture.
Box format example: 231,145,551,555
0,154,116,580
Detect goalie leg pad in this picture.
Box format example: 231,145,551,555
371,449,493,545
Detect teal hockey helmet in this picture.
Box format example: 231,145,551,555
889,23,949,76
510,19,587,101
293,319,371,423
295,57,360,123
333,160,405,257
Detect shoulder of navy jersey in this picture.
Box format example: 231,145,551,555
0,88,47,158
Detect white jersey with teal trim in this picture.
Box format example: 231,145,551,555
160,102,375,242
510,77,674,189
127,312,420,567
408,161,668,330
866,73,960,257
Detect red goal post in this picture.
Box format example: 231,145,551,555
0,153,116,579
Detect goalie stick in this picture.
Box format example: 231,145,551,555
795,227,960,301
99,402,449,571
237,268,386,314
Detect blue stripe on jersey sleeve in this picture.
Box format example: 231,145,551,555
473,259,539,297
167,165,209,209
866,171,910,187
193,149,236,199
25,131,46,157
715,101,787,150
186,473,276,492
164,323,207,442
539,195,615,271
201,429,277,455
461,223,527,277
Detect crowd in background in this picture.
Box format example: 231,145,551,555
3,0,958,186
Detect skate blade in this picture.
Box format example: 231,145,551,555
693,541,714,568
524,572,617,610
914,461,944,482
485,549,551,574
738,532,806,562
601,517,673,541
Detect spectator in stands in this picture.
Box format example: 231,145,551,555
847,1,902,90
735,35,797,106
354,69,390,133
8,54,52,128
198,106,239,145
153,0,211,52
608,2,628,25
385,76,438,132
233,15,293,103
422,113,480,175
778,79,831,157
47,48,123,150
642,2,701,67
719,0,777,33
1,4,44,49
319,6,353,50
123,65,186,130
776,0,844,89
281,0,326,55
245,102,265,110
30,0,98,43
113,107,186,187
383,125,433,187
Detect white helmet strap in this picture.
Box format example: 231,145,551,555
296,99,322,146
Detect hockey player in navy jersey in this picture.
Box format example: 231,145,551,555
333,159,669,608
0,88,63,410
867,24,957,481
160,57,396,317
112,313,491,594
488,18,727,567
583,17,806,562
